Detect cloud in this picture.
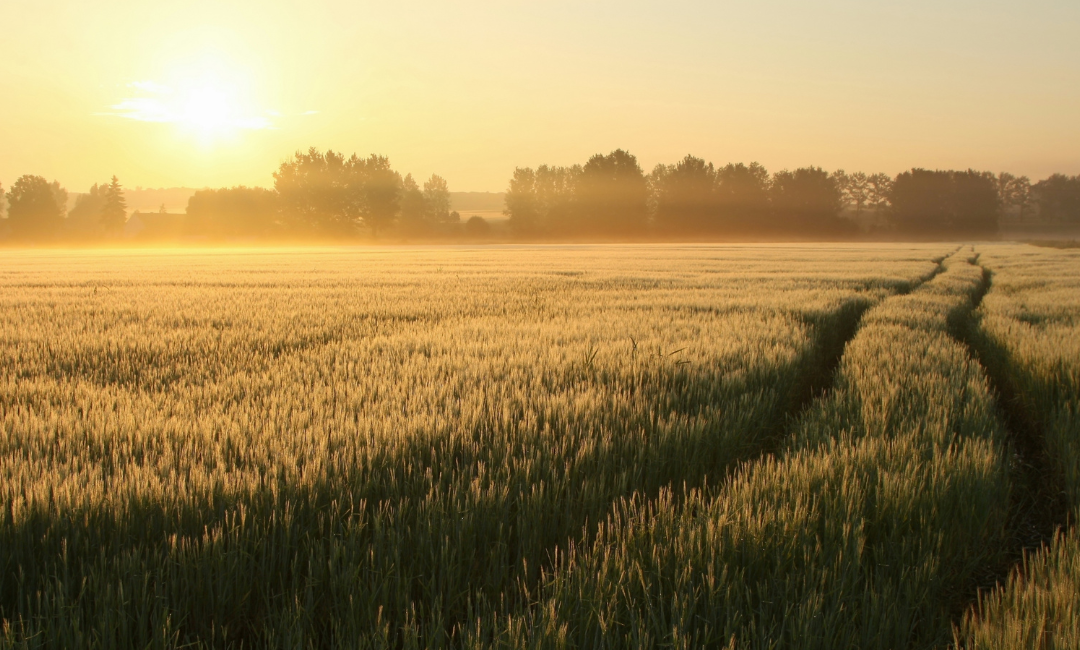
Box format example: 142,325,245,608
98,80,282,131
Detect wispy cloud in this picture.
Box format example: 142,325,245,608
98,81,283,131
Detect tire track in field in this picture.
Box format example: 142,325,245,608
947,253,1073,624
760,252,951,458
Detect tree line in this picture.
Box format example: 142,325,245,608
0,149,465,243
505,150,1080,238
2,147,1079,243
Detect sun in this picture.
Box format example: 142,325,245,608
179,85,240,135
109,55,272,141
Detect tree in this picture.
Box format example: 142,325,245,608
576,149,648,235
6,175,66,241
1009,175,1032,221
770,167,848,235
274,148,364,236
398,174,427,235
186,186,280,239
68,183,108,239
504,167,539,235
464,215,491,238
423,174,452,226
867,173,893,212
841,171,871,221
100,176,127,234
1032,174,1080,224
888,168,999,237
534,165,580,235
652,155,717,234
355,154,401,238
714,162,771,233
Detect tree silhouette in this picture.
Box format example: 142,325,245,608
274,148,364,236
356,155,401,238
423,174,452,226
398,174,427,235
100,176,127,234
889,169,998,236
464,215,491,238
1032,174,1080,224
839,171,871,221
715,162,770,233
652,155,717,234
577,149,648,235
68,183,108,239
6,175,66,241
186,187,280,239
867,174,893,212
504,168,539,235
770,167,848,235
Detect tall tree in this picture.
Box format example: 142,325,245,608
867,173,893,212
714,162,771,233
770,167,848,235
423,174,452,226
576,149,648,235
1010,175,1032,221
6,175,66,240
842,171,871,220
186,187,280,239
534,165,580,235
504,167,539,235
398,174,427,235
652,155,717,234
100,175,127,234
274,148,364,236
889,168,999,236
356,154,401,238
68,183,108,239
1032,174,1080,224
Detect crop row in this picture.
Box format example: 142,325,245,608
474,250,1011,649
0,245,949,648
954,245,1080,649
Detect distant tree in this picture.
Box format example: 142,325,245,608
1032,174,1080,224
1009,175,1032,221
714,162,771,233
398,174,427,235
356,155,401,238
464,215,491,238
770,167,848,235
652,155,717,234
867,173,893,212
841,171,872,220
576,149,648,235
889,168,999,237
423,174,452,226
504,165,581,237
274,148,364,236
68,183,108,239
186,186,280,239
0,181,4,220
100,176,127,234
6,175,66,241
504,167,539,235
995,172,1016,208
534,165,580,235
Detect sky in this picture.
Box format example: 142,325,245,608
2,0,1079,193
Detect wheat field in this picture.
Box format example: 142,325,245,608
0,243,1076,648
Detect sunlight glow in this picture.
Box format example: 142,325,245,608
105,57,274,139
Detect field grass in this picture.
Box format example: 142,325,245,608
953,244,1080,649
0,243,1072,648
